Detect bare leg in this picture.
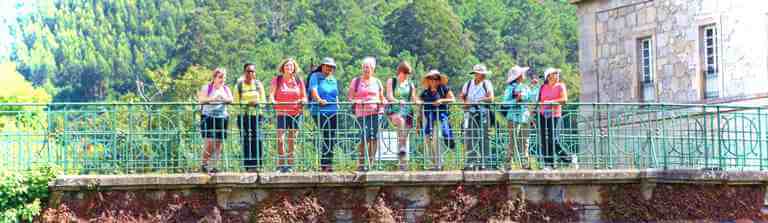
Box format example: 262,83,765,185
367,140,377,168
358,142,366,167
202,139,213,168
508,122,517,169
390,115,409,169
276,129,285,167
212,139,223,170
286,129,296,167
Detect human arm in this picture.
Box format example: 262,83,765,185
308,75,325,105
437,89,455,104
256,81,266,105
269,78,277,104
483,81,495,102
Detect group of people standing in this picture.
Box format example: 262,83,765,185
196,57,568,173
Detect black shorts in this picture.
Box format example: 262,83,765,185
357,114,381,141
276,115,301,129
200,116,228,139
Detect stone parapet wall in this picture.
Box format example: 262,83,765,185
44,170,768,222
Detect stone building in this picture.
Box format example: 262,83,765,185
571,0,768,104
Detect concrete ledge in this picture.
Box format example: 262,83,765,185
51,169,768,190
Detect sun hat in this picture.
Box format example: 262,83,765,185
469,64,492,76
421,69,449,85
320,57,337,68
506,65,530,84
544,67,562,78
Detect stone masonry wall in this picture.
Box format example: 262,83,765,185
43,170,768,222
577,0,768,103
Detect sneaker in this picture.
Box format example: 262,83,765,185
356,166,369,172
201,164,210,173
320,166,334,173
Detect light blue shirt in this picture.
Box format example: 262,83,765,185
502,82,531,123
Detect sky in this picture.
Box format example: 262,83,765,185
0,0,31,62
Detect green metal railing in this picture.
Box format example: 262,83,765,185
0,102,766,174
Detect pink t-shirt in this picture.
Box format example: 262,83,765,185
271,75,305,116
348,77,384,117
540,83,567,117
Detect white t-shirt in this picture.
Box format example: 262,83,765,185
201,84,230,118
463,79,493,103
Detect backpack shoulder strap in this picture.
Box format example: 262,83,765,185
353,77,361,93
225,85,231,96
390,77,397,95
462,81,471,100
236,81,243,103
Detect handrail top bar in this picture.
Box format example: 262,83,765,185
0,102,766,109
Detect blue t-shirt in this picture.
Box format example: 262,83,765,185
308,72,339,115
420,85,450,113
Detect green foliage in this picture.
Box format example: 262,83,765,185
7,0,580,102
0,165,59,222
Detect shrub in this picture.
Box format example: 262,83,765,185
0,165,59,222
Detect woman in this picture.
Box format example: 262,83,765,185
418,70,455,171
270,58,307,173
308,57,339,172
538,68,568,169
348,57,387,172
502,66,532,170
236,63,266,172
460,64,495,170
197,68,233,173
385,61,417,171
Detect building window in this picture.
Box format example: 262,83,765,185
702,24,719,99
639,37,655,102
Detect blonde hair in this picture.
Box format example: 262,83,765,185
212,68,226,80
278,58,301,74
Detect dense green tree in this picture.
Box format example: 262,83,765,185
385,0,473,80
6,0,579,102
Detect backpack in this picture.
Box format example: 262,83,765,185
207,83,232,97
306,69,319,102
351,77,383,110
236,79,263,104
390,77,414,100
275,74,303,94
462,80,489,102
462,80,498,127
498,83,518,118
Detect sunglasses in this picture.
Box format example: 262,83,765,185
246,70,256,73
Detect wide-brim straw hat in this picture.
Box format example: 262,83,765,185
421,69,449,85
506,65,530,84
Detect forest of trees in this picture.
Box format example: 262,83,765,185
3,0,579,103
